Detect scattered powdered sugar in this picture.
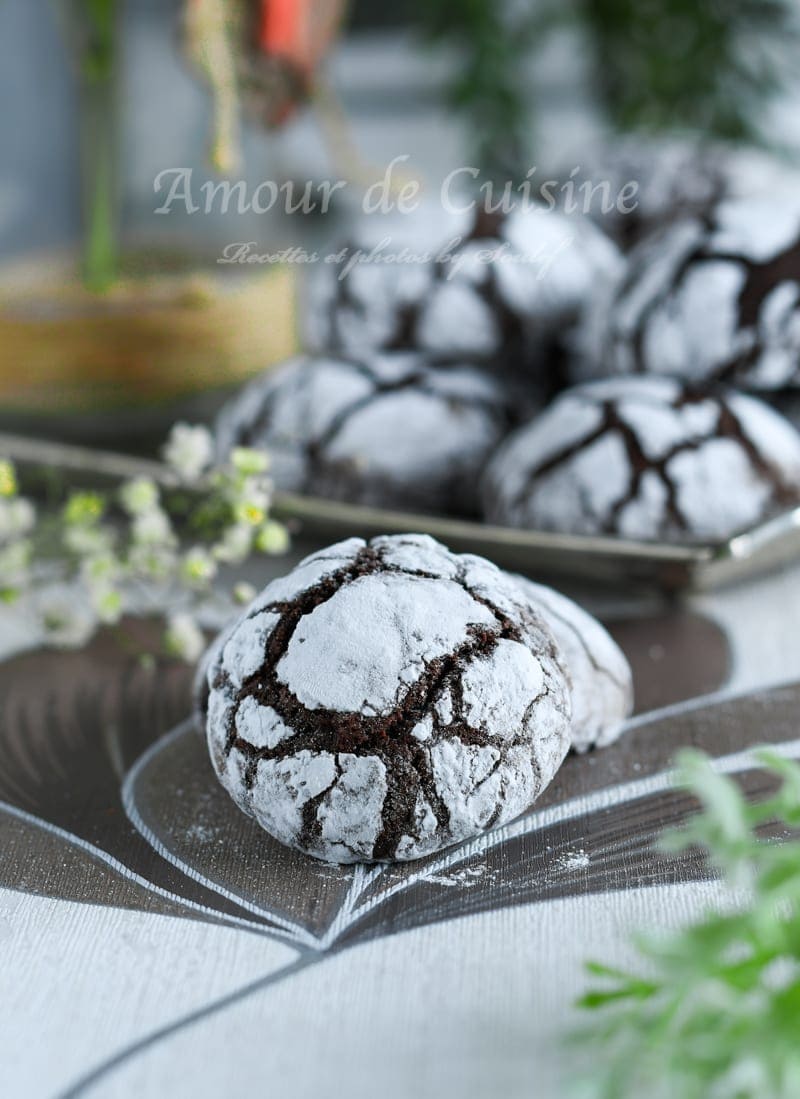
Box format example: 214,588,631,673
426,864,492,888
552,848,591,873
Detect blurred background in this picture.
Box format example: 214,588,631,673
1,0,799,447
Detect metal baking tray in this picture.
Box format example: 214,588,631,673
3,431,800,592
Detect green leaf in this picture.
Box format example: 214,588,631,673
574,750,800,1097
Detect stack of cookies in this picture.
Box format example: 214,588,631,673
215,144,800,544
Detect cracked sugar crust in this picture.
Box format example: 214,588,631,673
576,194,800,390
549,139,797,252
514,577,633,753
482,377,800,544
304,207,622,381
214,352,513,517
548,138,729,251
204,534,572,863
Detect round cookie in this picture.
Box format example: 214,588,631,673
215,352,513,516
482,377,800,543
577,194,800,390
203,534,572,863
306,206,622,382
514,577,633,752
549,140,797,251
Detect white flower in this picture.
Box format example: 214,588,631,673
127,542,177,582
255,520,290,555
233,501,267,527
243,474,272,503
181,546,218,588
64,523,115,558
231,447,270,476
63,492,105,527
90,584,123,625
80,552,121,586
119,477,159,517
163,423,214,484
0,539,32,587
131,507,175,547
0,460,17,497
212,523,253,565
233,581,257,605
34,585,97,650
0,498,35,543
164,612,205,663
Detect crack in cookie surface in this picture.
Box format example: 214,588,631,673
604,205,800,388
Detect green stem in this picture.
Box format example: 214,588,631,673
79,0,119,292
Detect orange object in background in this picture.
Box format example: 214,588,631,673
258,0,308,62
184,0,347,133
258,0,346,71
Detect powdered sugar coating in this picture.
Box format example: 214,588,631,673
305,207,622,381
482,377,800,543
514,578,633,752
277,573,496,715
551,140,800,251
578,194,800,390
214,353,512,516
204,534,572,863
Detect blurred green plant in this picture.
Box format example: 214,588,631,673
581,0,796,144
417,0,798,178
70,0,119,291
0,425,289,662
575,748,800,1099
416,0,562,181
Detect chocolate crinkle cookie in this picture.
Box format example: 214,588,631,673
482,377,800,544
202,534,572,863
214,352,513,516
514,577,633,753
305,206,622,382
549,140,794,252
576,194,800,390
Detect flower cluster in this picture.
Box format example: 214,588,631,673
0,461,36,603
2,424,289,662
